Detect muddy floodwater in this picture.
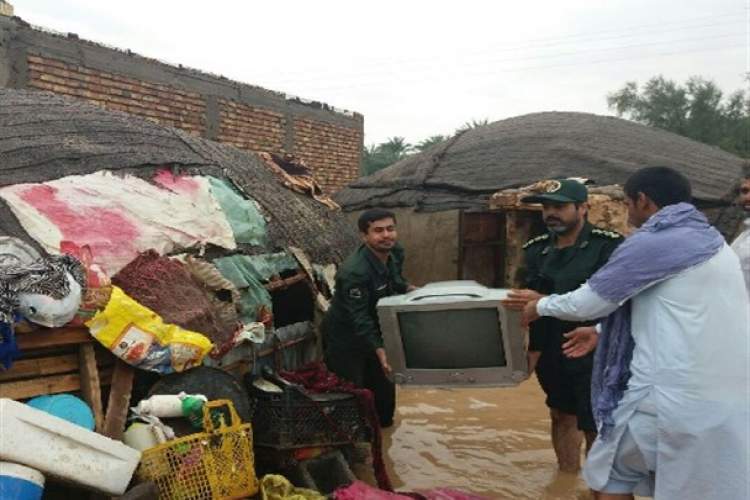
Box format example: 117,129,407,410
380,378,593,499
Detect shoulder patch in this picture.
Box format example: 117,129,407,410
522,233,550,249
591,228,623,239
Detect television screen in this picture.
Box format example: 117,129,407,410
398,308,506,369
377,281,527,387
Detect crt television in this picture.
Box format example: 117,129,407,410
377,281,527,387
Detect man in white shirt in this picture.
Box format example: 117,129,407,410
731,163,750,295
522,167,749,500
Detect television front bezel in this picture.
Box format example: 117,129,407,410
377,289,528,387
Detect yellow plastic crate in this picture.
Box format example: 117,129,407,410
137,399,259,499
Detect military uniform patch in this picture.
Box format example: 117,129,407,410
523,233,550,249
591,228,623,239
348,287,363,299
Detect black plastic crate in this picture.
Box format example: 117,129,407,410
248,384,372,449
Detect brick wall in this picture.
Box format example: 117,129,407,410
294,118,363,193
0,16,363,193
217,98,285,153
27,54,206,136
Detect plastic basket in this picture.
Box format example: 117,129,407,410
137,399,259,500
250,386,372,449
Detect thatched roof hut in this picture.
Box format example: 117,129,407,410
335,112,745,287
336,111,744,213
0,89,358,265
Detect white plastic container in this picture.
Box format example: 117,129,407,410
123,422,168,451
0,399,141,495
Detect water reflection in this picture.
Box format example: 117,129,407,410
383,380,592,499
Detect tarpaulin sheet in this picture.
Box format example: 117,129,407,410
213,254,273,324
244,252,299,281
208,177,267,246
0,171,236,275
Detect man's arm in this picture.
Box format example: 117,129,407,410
523,283,619,325
340,274,384,351
339,273,392,374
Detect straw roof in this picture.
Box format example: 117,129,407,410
0,89,358,264
336,111,745,212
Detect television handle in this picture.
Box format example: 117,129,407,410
407,292,482,302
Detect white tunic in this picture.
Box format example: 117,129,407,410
538,244,750,499
731,218,750,297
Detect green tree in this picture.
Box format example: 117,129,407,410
455,118,489,134
607,76,749,158
362,136,413,175
415,135,448,152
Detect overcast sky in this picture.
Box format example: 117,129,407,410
14,0,749,146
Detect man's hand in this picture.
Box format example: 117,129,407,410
375,347,392,377
521,299,541,328
501,289,544,311
562,326,598,358
406,284,419,293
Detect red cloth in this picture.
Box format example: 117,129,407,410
112,250,237,355
280,362,393,491
334,481,412,500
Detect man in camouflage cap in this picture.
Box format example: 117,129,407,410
503,179,623,472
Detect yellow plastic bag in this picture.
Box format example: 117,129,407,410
86,286,212,373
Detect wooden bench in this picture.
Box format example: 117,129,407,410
0,327,134,440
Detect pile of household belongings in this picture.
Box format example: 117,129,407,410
0,88,360,498
0,167,346,375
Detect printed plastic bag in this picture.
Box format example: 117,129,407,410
86,286,212,374
61,241,113,326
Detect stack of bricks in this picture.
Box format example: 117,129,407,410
27,54,206,136
217,98,285,154
294,118,362,194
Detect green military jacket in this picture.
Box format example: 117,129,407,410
323,243,409,356
524,222,623,371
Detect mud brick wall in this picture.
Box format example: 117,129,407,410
0,16,364,193
294,118,364,194
27,54,206,135
217,98,285,153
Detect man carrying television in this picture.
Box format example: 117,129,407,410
502,179,623,472
322,208,416,428
518,167,749,500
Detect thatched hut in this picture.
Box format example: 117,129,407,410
0,89,358,265
0,89,360,428
335,111,745,287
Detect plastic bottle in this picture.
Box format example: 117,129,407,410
136,395,184,418
181,396,206,429
136,393,207,418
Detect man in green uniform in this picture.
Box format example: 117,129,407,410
502,179,623,472
323,208,415,428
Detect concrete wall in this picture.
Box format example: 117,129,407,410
0,16,363,193
346,208,460,286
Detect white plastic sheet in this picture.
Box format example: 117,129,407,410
0,171,236,275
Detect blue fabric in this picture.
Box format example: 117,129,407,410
587,203,724,438
0,314,21,370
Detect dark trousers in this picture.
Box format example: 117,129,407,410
325,349,396,427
